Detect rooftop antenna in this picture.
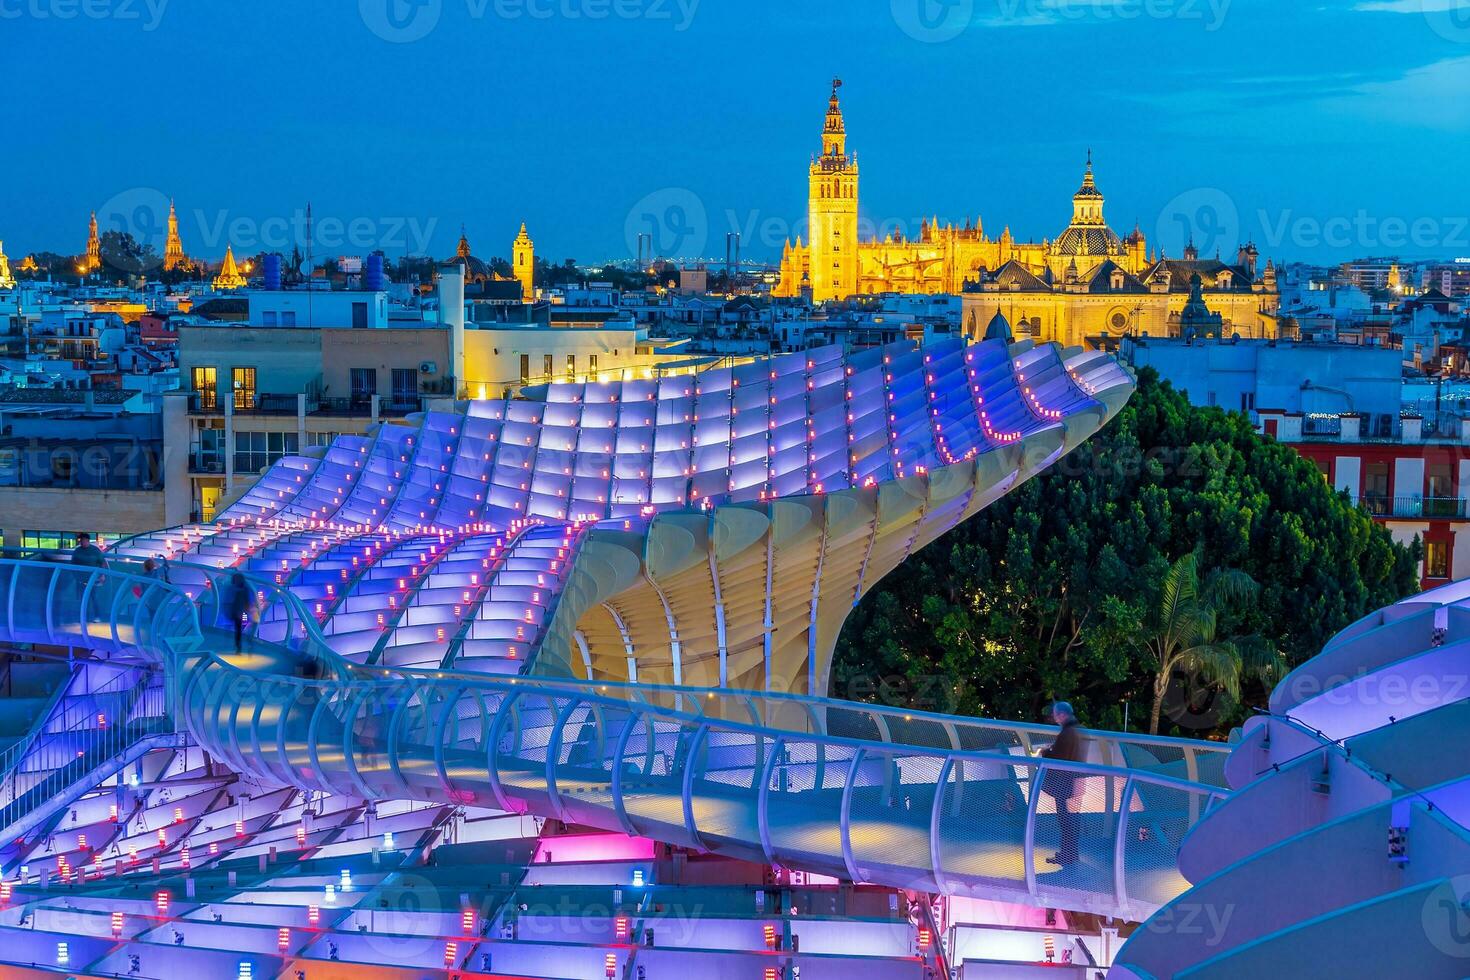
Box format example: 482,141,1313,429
306,202,314,328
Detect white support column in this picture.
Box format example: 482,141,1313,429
223,398,235,490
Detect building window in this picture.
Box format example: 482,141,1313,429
566,354,576,380
194,423,225,474
1428,461,1454,500
50,452,75,485
22,531,111,551
391,368,417,408
262,311,278,327
1427,539,1450,579
281,311,297,326
350,368,377,406
543,354,553,380
589,354,598,375
1363,461,1390,508
232,367,256,410
234,430,299,474
520,354,530,385
192,366,217,410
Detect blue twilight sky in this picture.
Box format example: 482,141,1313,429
2,0,1467,267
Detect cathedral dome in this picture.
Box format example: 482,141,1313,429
984,311,1014,342
1053,153,1124,258
446,227,493,283
1052,224,1125,257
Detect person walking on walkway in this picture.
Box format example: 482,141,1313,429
1040,700,1087,868
68,533,110,629
224,573,256,653
70,533,107,568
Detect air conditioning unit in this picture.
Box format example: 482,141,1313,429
419,361,437,374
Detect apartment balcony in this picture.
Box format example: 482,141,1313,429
188,453,224,476
185,391,300,415
1360,495,1467,519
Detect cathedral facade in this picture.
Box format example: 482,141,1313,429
775,83,1280,348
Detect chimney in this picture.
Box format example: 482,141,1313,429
438,267,466,392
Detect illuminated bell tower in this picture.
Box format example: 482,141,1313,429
164,200,186,271
1071,151,1105,226
513,222,535,302
82,211,101,273
0,241,14,290
808,78,859,303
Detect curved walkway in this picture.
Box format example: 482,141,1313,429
0,557,1227,922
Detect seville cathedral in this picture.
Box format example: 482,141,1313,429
774,81,1281,348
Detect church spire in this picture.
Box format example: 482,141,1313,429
512,221,535,302
213,244,246,291
1070,150,1105,226
164,199,186,271
821,77,846,158
457,225,471,259
81,210,101,273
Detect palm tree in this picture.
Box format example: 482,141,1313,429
1140,553,1282,735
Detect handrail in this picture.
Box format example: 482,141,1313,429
0,555,1225,791
0,540,1223,920
54,551,1230,781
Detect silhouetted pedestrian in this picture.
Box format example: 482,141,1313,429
1040,700,1086,868
224,573,255,652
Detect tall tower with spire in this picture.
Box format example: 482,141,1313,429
81,211,101,273
0,241,14,290
513,222,535,302
1071,151,1105,226
164,200,186,271
807,78,859,303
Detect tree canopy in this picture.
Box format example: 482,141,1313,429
832,368,1420,736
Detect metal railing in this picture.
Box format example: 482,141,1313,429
0,563,190,835
1360,495,1467,519
0,555,1230,920
175,645,1223,920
